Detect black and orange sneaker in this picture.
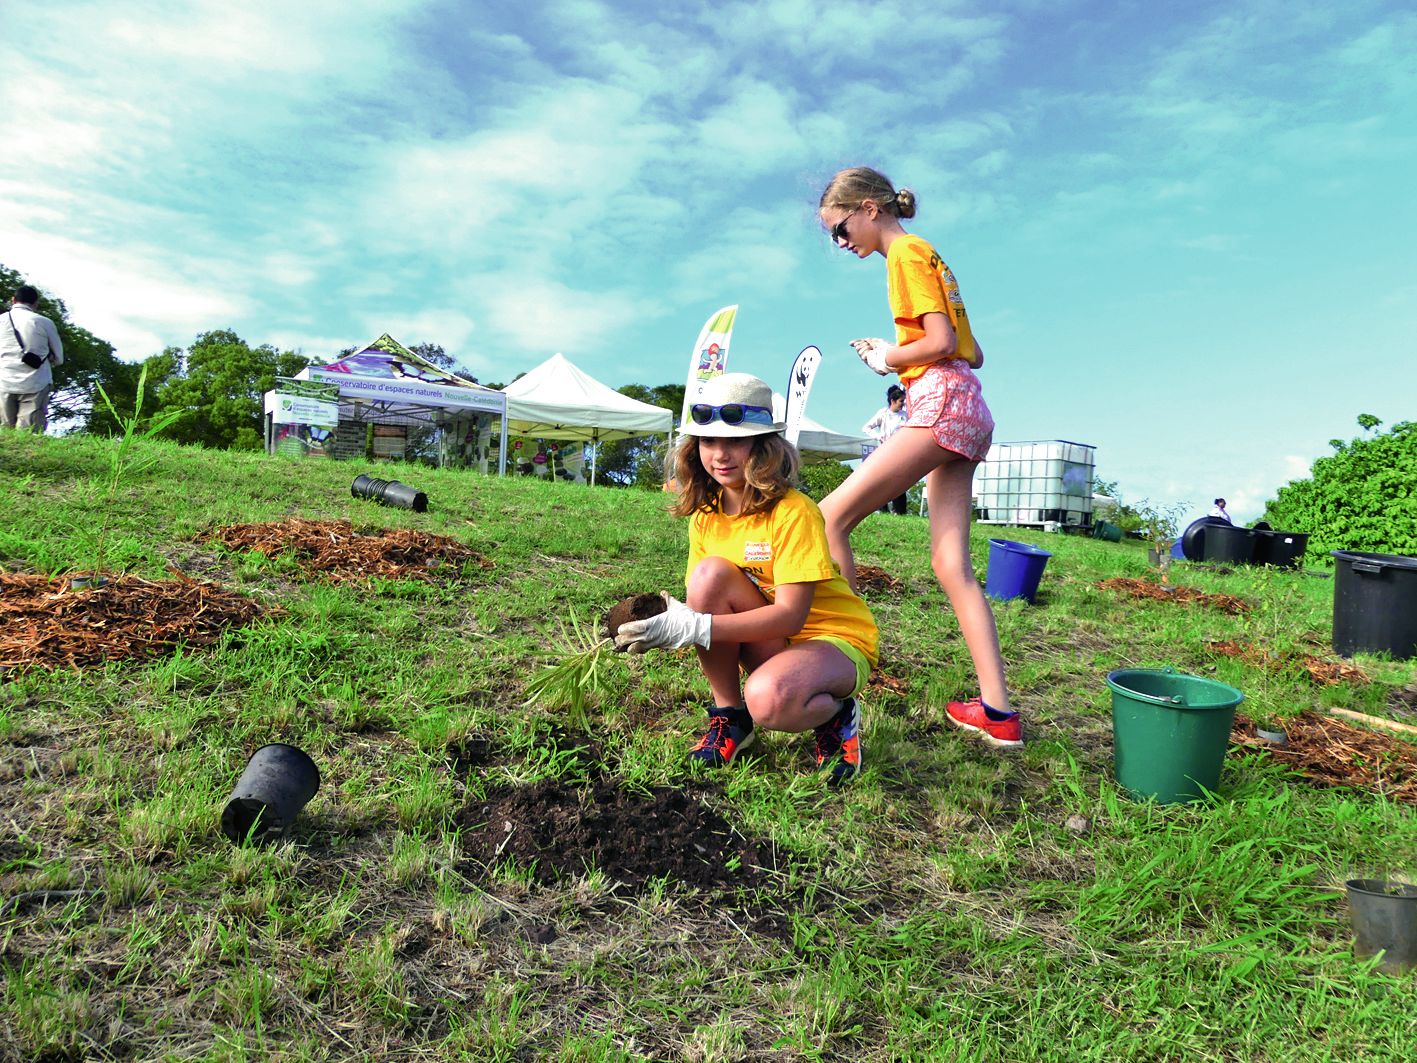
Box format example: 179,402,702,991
814,698,862,787
946,697,1023,748
689,708,755,768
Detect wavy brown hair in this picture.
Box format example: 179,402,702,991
819,165,917,220
669,432,800,518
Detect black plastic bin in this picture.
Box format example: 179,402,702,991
1331,550,1417,660
1202,524,1257,564
1254,530,1308,569
1180,517,1229,562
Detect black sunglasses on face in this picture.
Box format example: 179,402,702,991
829,207,859,246
689,402,775,427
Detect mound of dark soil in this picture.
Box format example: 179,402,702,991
458,778,768,893
0,573,272,673
603,593,668,642
200,517,492,583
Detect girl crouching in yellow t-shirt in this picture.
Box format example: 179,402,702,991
613,372,879,786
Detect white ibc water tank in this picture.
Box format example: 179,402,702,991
975,440,1096,527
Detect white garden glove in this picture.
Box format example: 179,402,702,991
613,593,712,653
851,337,892,375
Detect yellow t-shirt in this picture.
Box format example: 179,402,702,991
886,233,979,384
687,488,879,666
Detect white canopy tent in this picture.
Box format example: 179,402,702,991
771,392,873,463
502,353,674,483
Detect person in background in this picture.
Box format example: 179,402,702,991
614,372,879,786
815,165,1021,749
0,285,64,433
1208,498,1233,523
862,383,910,514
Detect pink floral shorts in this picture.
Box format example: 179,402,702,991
904,361,994,462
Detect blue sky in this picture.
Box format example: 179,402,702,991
3,0,1414,523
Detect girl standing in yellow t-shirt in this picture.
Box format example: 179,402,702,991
612,372,878,786
816,165,1020,748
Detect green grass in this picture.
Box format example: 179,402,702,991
2,431,1415,1061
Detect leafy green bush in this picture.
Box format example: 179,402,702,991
797,459,852,501
1263,416,1417,563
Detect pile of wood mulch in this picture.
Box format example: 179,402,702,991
199,518,492,584
1232,710,1417,805
1098,577,1251,614
855,564,904,596
867,669,910,698
0,572,272,673
1207,640,1369,686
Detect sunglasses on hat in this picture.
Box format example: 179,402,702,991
689,402,775,427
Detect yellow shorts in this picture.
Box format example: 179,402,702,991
798,635,872,699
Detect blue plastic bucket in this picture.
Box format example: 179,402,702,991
984,539,1053,603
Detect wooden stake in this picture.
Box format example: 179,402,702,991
1328,706,1417,737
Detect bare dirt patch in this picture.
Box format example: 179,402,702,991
199,517,492,583
0,572,272,673
1098,577,1251,614
1232,710,1417,804
1386,684,1417,722
457,778,770,893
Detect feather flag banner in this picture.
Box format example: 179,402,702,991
783,344,822,448
679,305,738,427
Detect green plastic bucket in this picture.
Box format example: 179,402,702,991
1106,667,1244,804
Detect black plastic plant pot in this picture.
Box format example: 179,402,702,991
351,473,428,512
1345,879,1417,973
221,743,321,845
1331,550,1417,660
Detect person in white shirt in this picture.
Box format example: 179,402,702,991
0,285,65,433
1208,498,1233,524
862,385,910,514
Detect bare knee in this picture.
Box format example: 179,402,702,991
931,552,978,598
818,494,847,538
686,555,744,611
743,669,792,729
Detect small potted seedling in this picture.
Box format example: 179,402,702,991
522,595,667,729
1135,499,1189,584
1253,713,1288,745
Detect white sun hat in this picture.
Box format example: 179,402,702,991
680,372,786,438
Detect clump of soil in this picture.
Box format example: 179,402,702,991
0,572,273,674
457,778,768,892
855,564,903,596
200,517,492,584
1098,577,1250,614
1232,710,1417,805
1206,640,1369,686
603,593,667,642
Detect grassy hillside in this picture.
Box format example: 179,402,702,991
2,432,1415,1061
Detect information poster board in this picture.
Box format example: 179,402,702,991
272,378,339,458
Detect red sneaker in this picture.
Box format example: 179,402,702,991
946,698,1023,748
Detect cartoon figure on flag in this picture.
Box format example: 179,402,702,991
680,305,739,427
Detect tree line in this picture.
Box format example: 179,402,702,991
2,263,684,486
